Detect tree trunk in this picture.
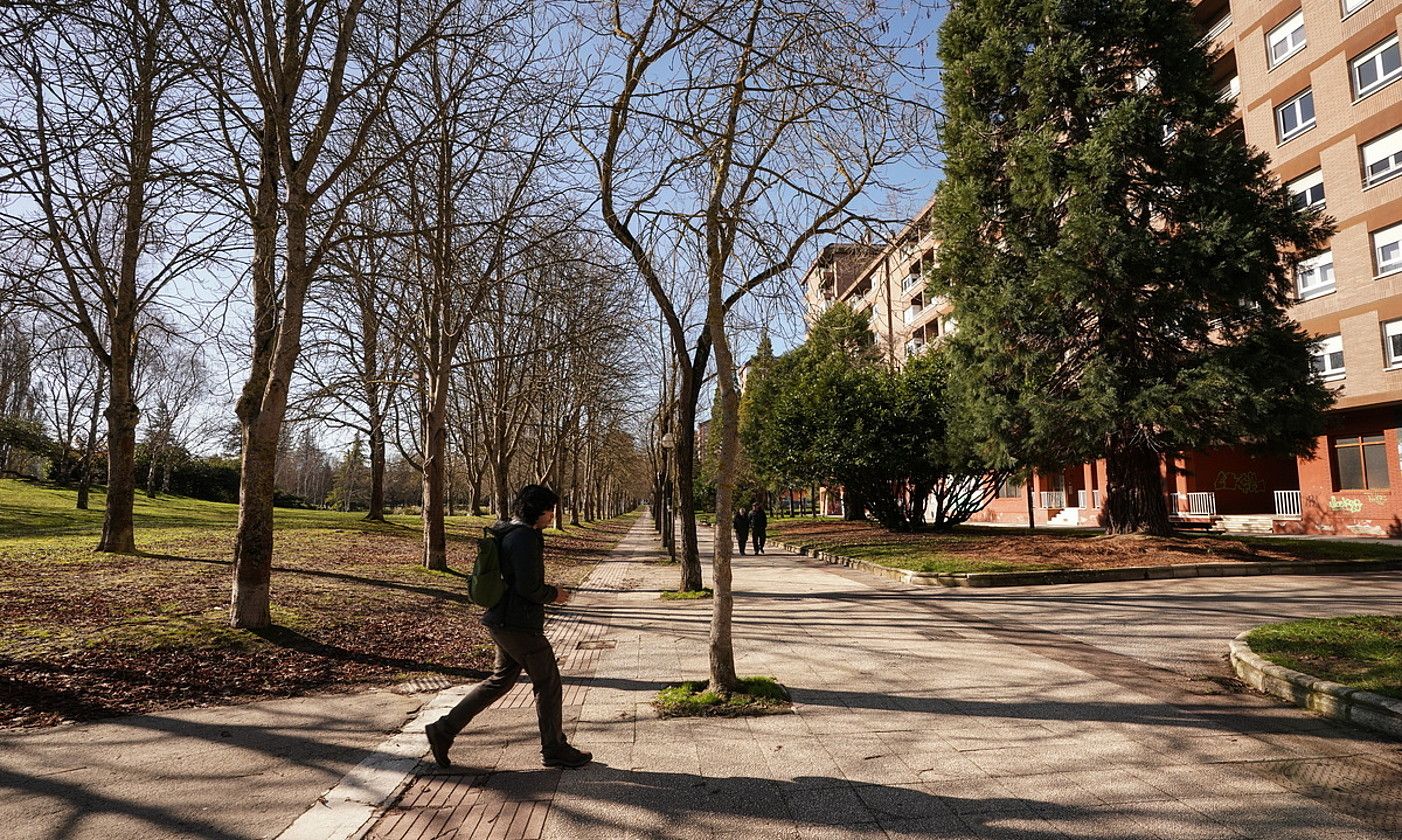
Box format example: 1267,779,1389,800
469,458,484,516
842,485,865,521
365,423,386,521
705,314,740,694
492,454,510,521
674,393,703,592
77,371,103,511
98,357,138,553
229,140,297,630
232,415,278,628
1103,438,1172,536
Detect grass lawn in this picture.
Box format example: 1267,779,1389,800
1246,616,1402,700
660,588,712,600
653,676,791,717
769,517,1402,575
0,478,637,728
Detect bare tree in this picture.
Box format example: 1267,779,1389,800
590,0,932,690
0,0,225,551
194,0,464,626
374,3,583,569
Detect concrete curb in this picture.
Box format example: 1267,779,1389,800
777,541,1402,588
1228,631,1402,741
274,684,469,840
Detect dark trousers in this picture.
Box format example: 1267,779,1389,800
752,530,766,552
435,626,565,752
735,528,749,553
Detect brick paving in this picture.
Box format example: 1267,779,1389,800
367,516,1401,839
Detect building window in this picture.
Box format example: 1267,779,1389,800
1334,434,1390,490
1296,250,1335,299
1374,222,1402,276
1383,320,1402,368
1311,334,1345,380
1362,127,1402,187
1276,90,1315,142
997,479,1024,499
1288,169,1326,209
1343,0,1374,17
1352,36,1401,99
1268,11,1307,67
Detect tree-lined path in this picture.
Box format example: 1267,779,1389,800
368,516,1399,839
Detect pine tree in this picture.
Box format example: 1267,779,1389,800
932,0,1334,535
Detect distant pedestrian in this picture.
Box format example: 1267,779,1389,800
425,484,592,770
750,501,768,554
733,507,750,555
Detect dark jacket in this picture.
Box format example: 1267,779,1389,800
750,509,767,535
482,520,557,633
733,510,750,533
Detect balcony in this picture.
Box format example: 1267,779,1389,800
1197,12,1232,49
901,271,923,294
1038,491,1067,509
1216,75,1240,102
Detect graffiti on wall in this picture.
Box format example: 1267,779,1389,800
1214,471,1265,494
1328,496,1364,513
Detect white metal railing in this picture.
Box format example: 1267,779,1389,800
1077,489,1103,508
1039,491,1067,509
1217,76,1240,102
901,271,922,292
1274,490,1302,517
1169,492,1217,517
904,306,919,325
1197,12,1232,47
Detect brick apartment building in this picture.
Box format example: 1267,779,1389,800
800,0,1402,535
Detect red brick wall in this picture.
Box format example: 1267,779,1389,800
1290,406,1402,537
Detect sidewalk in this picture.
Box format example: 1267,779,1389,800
361,516,1401,839
0,687,426,840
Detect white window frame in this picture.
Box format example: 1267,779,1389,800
1362,127,1402,188
1288,169,1326,209
1352,36,1401,99
1268,11,1308,67
1343,0,1374,18
1276,89,1316,143
1311,334,1346,380
1296,250,1336,299
1374,222,1402,277
1383,320,1402,369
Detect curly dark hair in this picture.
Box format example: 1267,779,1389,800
511,484,559,525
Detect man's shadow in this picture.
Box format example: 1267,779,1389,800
416,760,1094,838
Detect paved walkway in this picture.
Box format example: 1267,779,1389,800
366,516,1402,839
0,688,425,840
4,517,1397,839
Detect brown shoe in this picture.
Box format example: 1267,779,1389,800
425,722,453,768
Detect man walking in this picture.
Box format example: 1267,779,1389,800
425,484,591,769
750,501,768,555
733,506,750,555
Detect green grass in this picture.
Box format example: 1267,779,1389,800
1233,536,1402,562
660,588,713,600
821,543,1062,575
0,478,639,727
654,676,791,717
1246,616,1402,700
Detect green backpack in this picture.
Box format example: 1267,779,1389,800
469,527,509,608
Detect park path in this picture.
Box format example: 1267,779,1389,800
366,514,1401,839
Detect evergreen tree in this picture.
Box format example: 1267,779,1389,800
932,0,1334,535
